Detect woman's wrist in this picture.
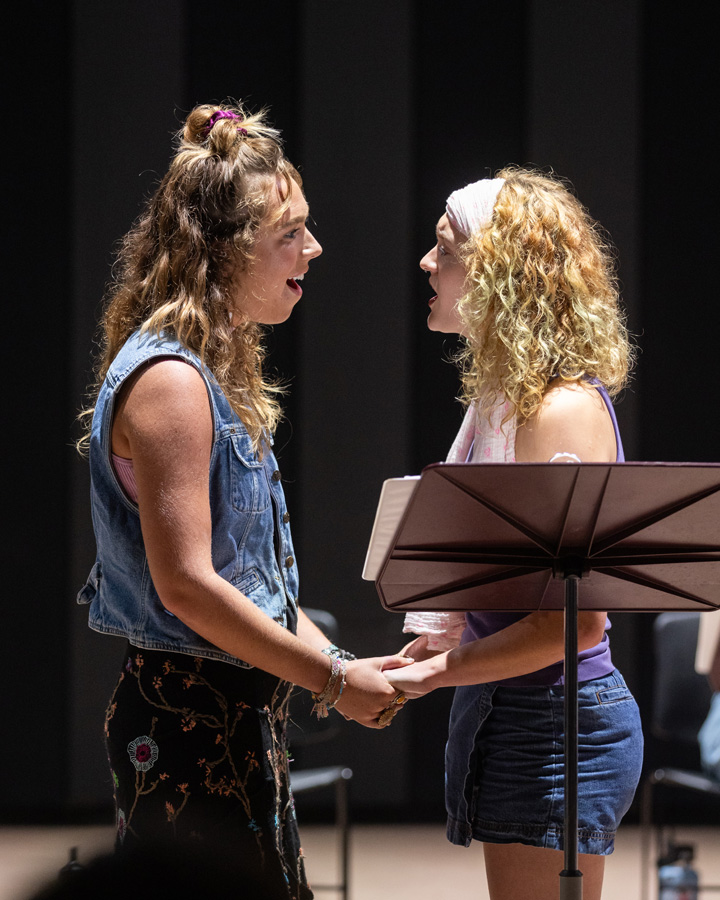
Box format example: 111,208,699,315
322,642,357,661
412,653,450,692
311,656,347,718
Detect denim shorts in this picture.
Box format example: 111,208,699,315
445,670,643,855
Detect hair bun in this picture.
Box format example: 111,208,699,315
183,105,248,148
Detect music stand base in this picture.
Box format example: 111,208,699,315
559,871,583,900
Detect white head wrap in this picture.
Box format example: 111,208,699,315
446,177,505,238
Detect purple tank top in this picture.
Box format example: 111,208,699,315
462,381,623,686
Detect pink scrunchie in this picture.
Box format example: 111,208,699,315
202,110,248,138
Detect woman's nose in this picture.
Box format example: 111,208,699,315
305,229,322,259
420,246,436,272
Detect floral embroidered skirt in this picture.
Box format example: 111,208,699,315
105,643,312,900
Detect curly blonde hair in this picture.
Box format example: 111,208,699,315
78,100,301,454
456,167,633,423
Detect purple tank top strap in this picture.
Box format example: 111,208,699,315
589,379,625,462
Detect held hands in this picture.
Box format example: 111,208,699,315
399,633,443,663
370,634,443,700
334,655,413,729
382,650,441,700
383,654,435,700
329,642,441,726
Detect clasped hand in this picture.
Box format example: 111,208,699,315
333,636,440,727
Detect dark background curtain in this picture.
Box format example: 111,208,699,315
2,0,717,823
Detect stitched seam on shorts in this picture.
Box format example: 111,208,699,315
546,688,562,829
471,817,616,841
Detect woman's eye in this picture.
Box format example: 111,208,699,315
438,245,449,257
284,218,311,241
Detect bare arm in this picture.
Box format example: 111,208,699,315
296,608,337,652
386,382,612,697
114,360,405,725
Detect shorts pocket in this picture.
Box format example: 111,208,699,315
596,684,633,704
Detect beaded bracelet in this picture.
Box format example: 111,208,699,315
321,643,358,661
311,657,347,718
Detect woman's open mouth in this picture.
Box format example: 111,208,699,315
287,274,304,295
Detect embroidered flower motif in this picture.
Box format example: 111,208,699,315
134,654,144,668
248,818,261,833
181,717,196,732
152,676,163,690
112,770,120,789
125,658,133,672
245,750,259,770
127,735,159,771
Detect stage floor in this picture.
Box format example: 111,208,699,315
1,822,718,899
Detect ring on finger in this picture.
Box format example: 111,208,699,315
378,693,407,727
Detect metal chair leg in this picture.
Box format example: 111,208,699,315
335,772,350,900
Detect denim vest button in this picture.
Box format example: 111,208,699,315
283,511,290,523
285,555,294,568
272,470,282,481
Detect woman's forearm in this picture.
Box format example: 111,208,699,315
161,573,410,727
386,609,607,695
161,572,333,692
296,606,335,651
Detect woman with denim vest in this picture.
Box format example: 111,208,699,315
77,102,410,899
384,170,643,900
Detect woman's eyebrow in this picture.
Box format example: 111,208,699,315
280,205,310,229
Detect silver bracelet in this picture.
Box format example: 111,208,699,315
311,657,347,718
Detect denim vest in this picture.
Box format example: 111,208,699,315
77,330,299,667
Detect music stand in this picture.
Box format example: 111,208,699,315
373,462,720,900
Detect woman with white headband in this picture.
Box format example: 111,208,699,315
385,168,642,900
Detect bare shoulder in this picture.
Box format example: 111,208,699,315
515,380,616,463
113,358,212,455
538,380,608,423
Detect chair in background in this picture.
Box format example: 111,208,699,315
289,607,352,900
640,611,720,900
